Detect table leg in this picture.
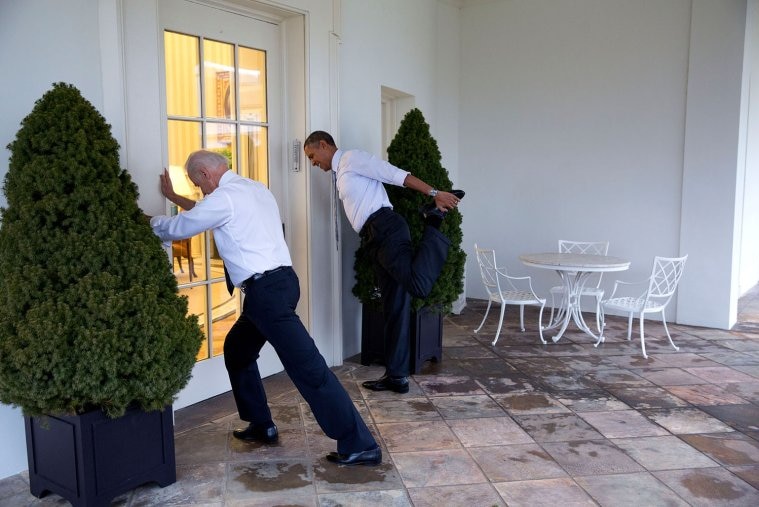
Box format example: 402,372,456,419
571,272,601,339
543,271,574,342
545,270,603,343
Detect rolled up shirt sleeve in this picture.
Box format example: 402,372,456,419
347,151,409,187
150,192,232,242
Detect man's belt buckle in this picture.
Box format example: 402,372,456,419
240,266,285,293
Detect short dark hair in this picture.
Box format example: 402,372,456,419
304,130,336,147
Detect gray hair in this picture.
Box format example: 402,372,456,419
185,150,229,177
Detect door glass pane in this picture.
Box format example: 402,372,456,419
171,235,206,284
207,230,225,285
181,285,209,360
210,281,239,357
167,119,206,283
203,39,236,120
205,122,236,166
239,47,266,122
208,233,239,358
164,32,200,117
167,119,202,170
240,126,268,185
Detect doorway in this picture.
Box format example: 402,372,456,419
158,0,288,406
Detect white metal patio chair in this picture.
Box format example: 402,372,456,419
473,244,546,345
548,240,609,334
596,255,688,358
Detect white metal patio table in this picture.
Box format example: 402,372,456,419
520,252,630,343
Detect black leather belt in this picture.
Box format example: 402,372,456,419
360,207,391,237
240,266,287,293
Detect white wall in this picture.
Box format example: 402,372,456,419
0,0,105,208
738,0,759,294
0,0,107,479
337,0,462,356
460,0,692,312
0,408,26,478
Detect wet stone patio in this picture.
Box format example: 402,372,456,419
3,287,759,506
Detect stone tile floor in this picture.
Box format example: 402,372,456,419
4,287,759,506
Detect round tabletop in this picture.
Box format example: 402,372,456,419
520,252,631,272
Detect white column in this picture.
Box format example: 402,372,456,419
678,0,749,328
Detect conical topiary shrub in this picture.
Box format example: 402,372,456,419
0,82,204,418
353,108,465,312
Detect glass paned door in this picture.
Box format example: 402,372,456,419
163,30,269,361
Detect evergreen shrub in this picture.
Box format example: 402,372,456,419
0,83,204,418
353,108,465,312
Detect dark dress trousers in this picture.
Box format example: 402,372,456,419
224,266,376,455
361,207,450,376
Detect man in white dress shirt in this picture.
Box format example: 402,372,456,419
151,150,381,466
304,131,463,394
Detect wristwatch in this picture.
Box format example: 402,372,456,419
428,188,438,197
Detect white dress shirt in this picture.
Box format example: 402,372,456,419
332,149,409,232
150,171,292,286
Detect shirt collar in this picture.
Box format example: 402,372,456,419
331,149,343,173
219,170,236,185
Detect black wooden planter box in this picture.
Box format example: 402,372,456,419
24,405,176,507
361,305,442,374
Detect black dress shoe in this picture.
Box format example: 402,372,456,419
420,202,446,220
232,423,278,443
326,445,382,466
362,375,410,393
420,189,465,220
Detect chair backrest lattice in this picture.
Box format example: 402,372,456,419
648,255,688,302
474,244,519,299
558,240,609,256
558,240,610,288
475,245,500,298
